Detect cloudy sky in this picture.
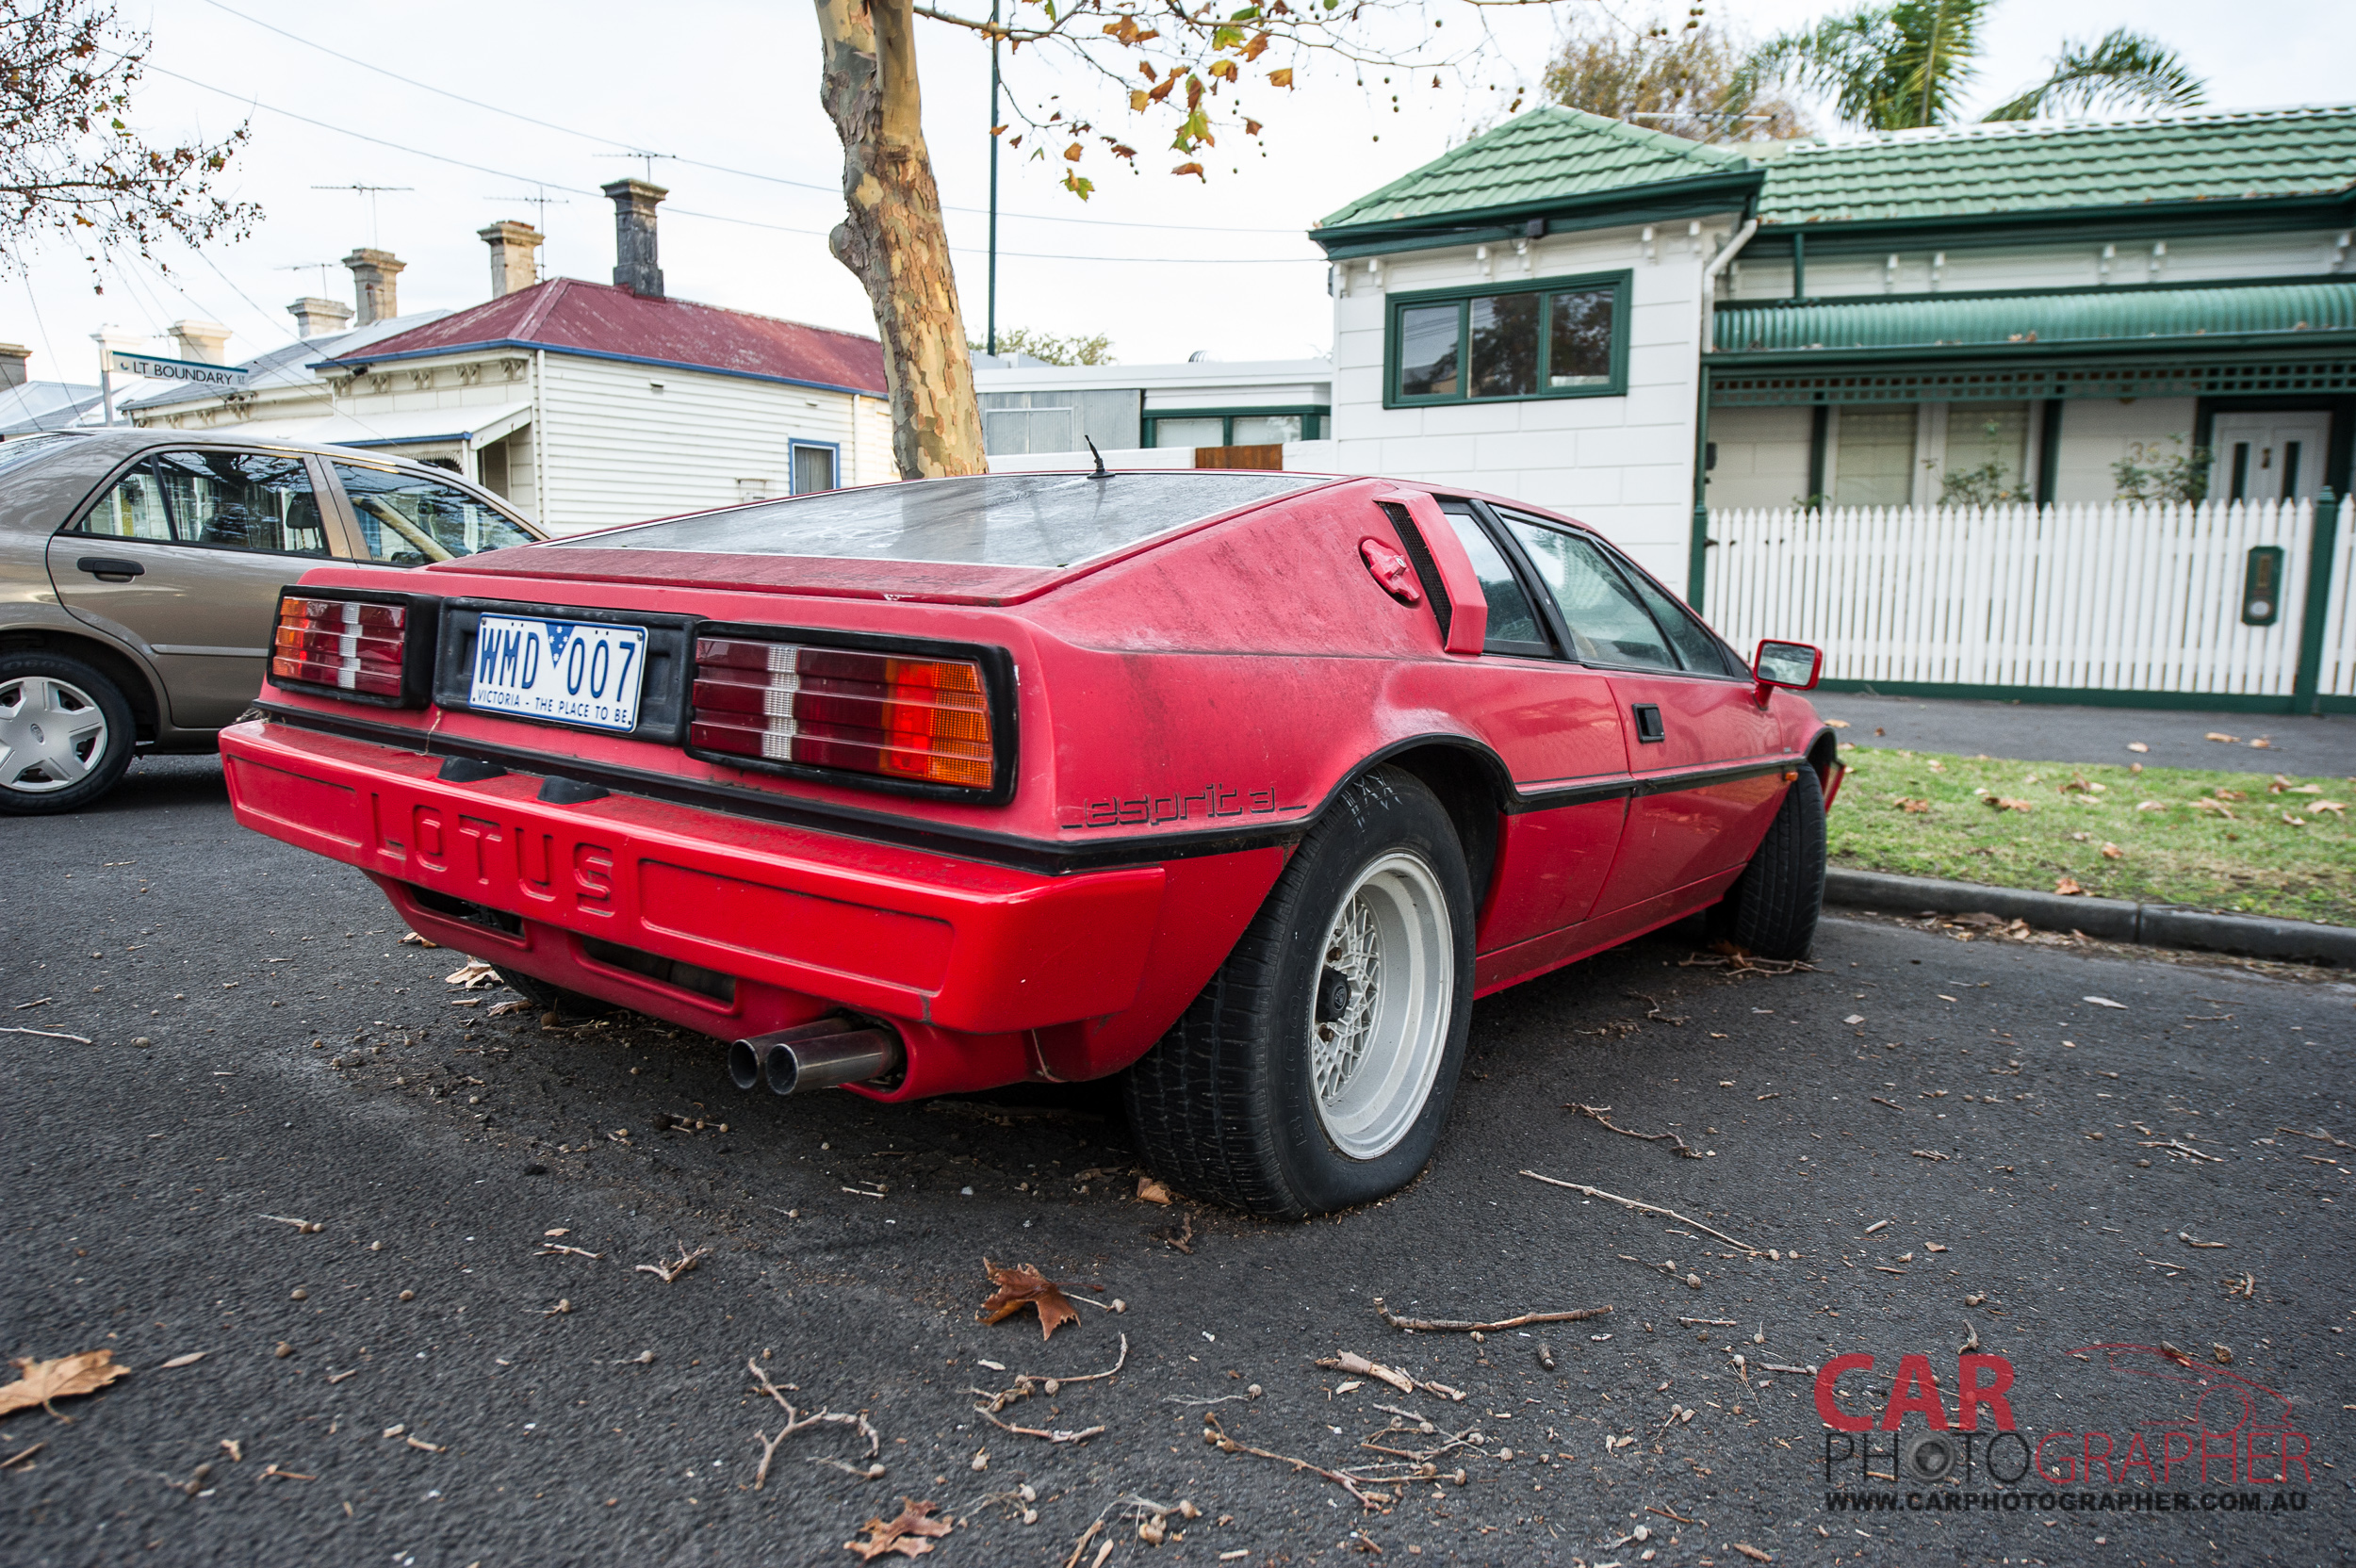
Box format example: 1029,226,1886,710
9,0,2352,384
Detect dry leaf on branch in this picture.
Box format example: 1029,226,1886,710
0,1351,128,1419
845,1496,954,1560
979,1259,1081,1341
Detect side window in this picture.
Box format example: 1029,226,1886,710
1498,518,1679,670
1438,501,1549,654
335,463,535,565
151,449,330,556
75,460,174,541
791,444,838,496
1615,556,1738,677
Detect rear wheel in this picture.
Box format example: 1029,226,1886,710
1123,765,1474,1218
1716,767,1826,960
0,653,135,815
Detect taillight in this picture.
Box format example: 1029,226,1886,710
268,591,432,706
690,637,1000,792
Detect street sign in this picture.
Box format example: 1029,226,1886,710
106,350,248,388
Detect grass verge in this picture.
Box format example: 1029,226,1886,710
1825,747,2355,926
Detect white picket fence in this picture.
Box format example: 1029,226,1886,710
1705,498,2356,701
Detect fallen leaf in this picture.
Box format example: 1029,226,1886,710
1735,1545,1775,1563
1984,796,2034,813
1136,1176,1173,1205
1891,797,1932,814
2316,801,2347,816
2100,842,2123,859
0,1351,129,1418
2053,876,2085,896
158,1351,206,1369
398,931,440,949
845,1496,954,1560
2083,996,2128,1010
978,1259,1080,1341
2204,732,2239,743
1843,1013,1865,1025
2212,1343,2234,1365
444,960,499,988
2250,738,2272,750
2127,742,2149,753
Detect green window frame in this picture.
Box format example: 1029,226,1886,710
1384,270,1631,409
1141,407,1327,448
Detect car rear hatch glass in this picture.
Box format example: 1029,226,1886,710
545,472,1326,569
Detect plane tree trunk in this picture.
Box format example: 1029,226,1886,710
815,0,988,479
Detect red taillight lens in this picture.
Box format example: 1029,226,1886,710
690,637,996,790
271,596,408,697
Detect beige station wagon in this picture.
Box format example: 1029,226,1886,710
0,428,541,813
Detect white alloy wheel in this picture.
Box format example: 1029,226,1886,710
0,673,111,794
1307,849,1455,1160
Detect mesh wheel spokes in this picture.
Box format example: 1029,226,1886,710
1306,850,1453,1160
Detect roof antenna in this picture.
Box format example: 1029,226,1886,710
1086,435,1109,480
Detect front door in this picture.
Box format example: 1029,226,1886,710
49,449,335,729
2211,412,2332,503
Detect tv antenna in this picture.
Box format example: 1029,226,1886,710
594,150,675,183
276,260,342,297
310,183,413,248
485,188,569,271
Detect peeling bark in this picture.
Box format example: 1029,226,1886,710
816,0,986,479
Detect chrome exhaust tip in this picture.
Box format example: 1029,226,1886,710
729,1018,903,1095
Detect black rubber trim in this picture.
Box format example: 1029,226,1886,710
684,621,1021,807
268,585,441,709
1375,500,1452,643
256,703,1798,875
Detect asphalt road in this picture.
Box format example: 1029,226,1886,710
1810,695,2356,779
7,759,2351,1567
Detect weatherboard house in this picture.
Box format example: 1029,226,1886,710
1312,105,2356,604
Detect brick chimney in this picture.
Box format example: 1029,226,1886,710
169,319,233,365
343,248,406,326
0,344,27,388
602,179,666,298
479,220,544,299
286,297,354,338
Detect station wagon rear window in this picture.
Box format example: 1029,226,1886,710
561,472,1326,568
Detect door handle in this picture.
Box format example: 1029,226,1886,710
75,556,146,580
1631,702,1666,743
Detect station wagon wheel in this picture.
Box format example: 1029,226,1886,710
1123,764,1475,1219
0,652,136,816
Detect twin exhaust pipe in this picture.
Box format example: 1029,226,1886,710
728,1017,903,1096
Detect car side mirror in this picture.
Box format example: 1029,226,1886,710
1752,639,1823,699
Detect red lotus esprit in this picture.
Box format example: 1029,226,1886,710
221,471,1841,1217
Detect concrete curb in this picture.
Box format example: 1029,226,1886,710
1824,867,2356,967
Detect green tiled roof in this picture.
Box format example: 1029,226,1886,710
1317,106,1751,232
1316,106,2356,240
1758,107,2356,225
1716,279,2356,356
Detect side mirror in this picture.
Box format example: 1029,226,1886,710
1752,639,1823,696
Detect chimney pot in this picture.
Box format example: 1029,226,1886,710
342,248,407,326
478,220,544,299
601,179,667,298
169,319,234,365
286,297,354,338
0,343,28,389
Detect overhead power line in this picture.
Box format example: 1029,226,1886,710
193,0,1309,237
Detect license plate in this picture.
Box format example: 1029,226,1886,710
468,614,646,734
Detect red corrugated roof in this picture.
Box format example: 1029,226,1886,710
328,278,887,395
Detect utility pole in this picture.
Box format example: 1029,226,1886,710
988,0,1002,356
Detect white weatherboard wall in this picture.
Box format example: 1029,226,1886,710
536,353,892,536
1332,217,1738,596
1708,499,2348,699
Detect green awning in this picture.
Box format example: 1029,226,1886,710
1715,280,2356,356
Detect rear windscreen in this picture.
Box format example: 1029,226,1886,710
556,472,1327,568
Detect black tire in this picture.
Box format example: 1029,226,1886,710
495,966,610,1020
0,651,137,815
1122,765,1475,1218
1718,766,1827,960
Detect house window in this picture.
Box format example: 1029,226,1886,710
1831,406,1917,508
790,442,839,495
1141,409,1325,448
1387,272,1628,407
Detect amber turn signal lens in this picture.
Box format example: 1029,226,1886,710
690,637,995,790
271,596,407,697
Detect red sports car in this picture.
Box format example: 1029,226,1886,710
221,472,1840,1217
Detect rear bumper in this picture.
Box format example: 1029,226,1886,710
218,718,1177,1095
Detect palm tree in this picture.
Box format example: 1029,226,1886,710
1737,0,2204,133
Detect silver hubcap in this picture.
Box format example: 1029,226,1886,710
0,675,110,793
1309,850,1453,1160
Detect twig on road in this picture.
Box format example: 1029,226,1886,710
1568,1102,1700,1157
973,1404,1104,1445
634,1243,711,1282
1,1025,90,1043
1520,1171,1765,1255
1202,1412,1396,1511
1373,1298,1612,1332
745,1358,881,1488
